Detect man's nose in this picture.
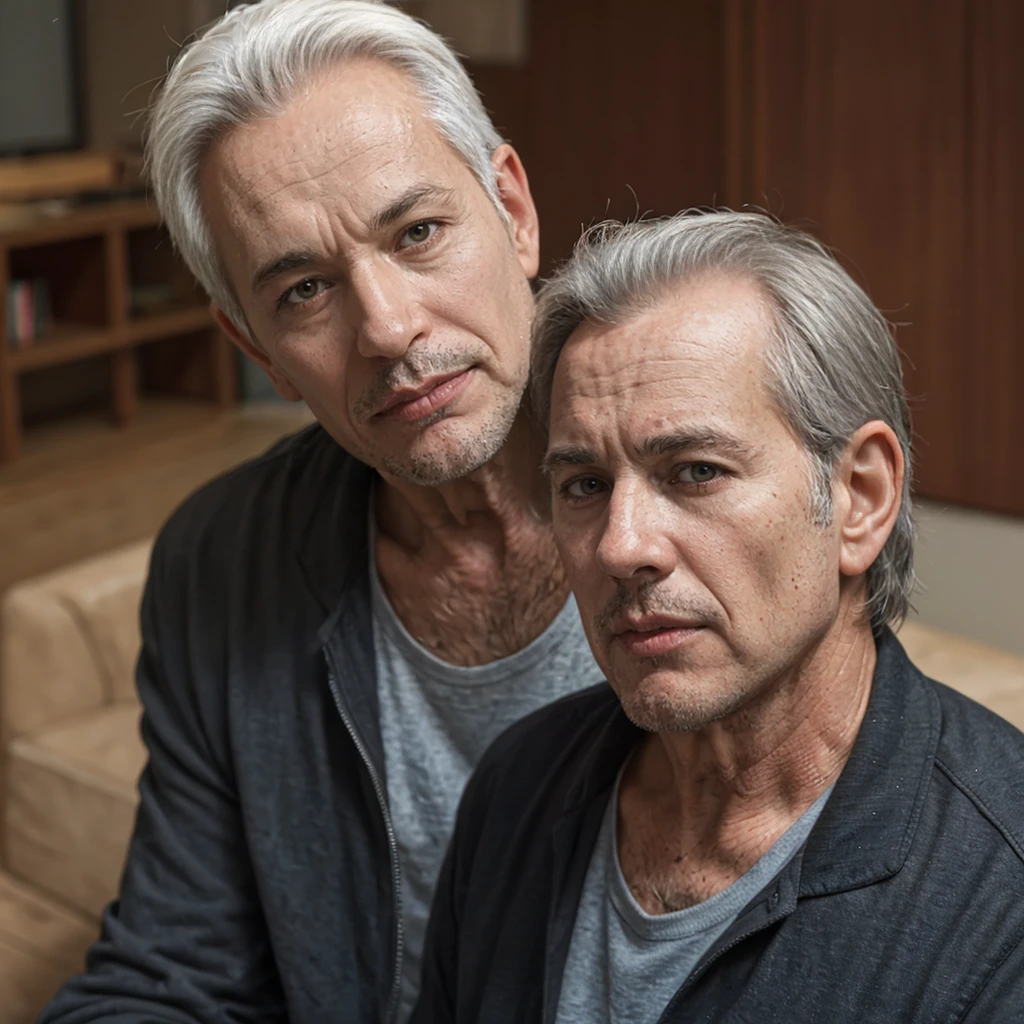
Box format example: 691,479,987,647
594,480,676,582
348,259,428,359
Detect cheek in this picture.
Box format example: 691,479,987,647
743,516,838,616
553,515,601,588
688,503,819,608
262,333,372,432
446,226,529,323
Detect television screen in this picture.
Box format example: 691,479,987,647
0,0,79,156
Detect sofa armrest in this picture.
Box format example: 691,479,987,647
898,619,1024,731
1,539,152,740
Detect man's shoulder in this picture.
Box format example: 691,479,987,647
465,682,630,818
481,682,620,763
156,420,367,566
929,674,1024,862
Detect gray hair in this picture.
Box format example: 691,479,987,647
146,0,505,333
531,211,915,632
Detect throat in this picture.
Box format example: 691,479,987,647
375,524,571,667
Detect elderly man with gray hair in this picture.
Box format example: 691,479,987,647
412,211,1024,1023
40,2,607,1023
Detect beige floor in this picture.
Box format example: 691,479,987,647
0,398,314,598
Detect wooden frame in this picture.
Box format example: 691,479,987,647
0,199,236,463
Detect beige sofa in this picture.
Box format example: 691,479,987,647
1,540,151,920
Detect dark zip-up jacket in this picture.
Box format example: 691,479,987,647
413,630,1024,1023
41,425,405,1023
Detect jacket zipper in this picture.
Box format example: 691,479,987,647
653,889,790,1024
325,659,404,1024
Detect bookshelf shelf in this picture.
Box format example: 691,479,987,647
10,323,111,371
0,199,235,462
128,305,212,340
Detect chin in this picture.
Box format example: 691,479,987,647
616,670,751,734
376,416,512,485
377,393,523,485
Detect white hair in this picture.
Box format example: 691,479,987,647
531,211,916,632
146,0,505,332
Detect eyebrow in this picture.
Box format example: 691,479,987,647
635,429,754,461
251,250,324,295
540,445,598,477
541,429,754,477
249,184,458,295
368,183,457,233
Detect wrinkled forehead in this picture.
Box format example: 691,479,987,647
203,59,460,215
549,276,776,415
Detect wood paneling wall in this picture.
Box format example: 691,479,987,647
734,0,1022,513
469,0,727,270
73,0,1024,515
469,0,1023,515
79,0,220,151
967,1,1023,515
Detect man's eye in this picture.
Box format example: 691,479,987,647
677,462,720,485
563,476,608,500
399,221,438,248
282,278,329,306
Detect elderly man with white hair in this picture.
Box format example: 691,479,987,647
40,2,604,1022
412,211,1024,1023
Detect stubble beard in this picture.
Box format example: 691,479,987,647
595,581,750,734
617,662,753,734
376,386,522,485
357,346,527,486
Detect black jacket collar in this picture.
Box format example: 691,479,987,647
557,629,940,897
290,425,377,627
799,629,941,894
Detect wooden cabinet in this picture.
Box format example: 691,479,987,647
0,200,236,463
965,1,1023,515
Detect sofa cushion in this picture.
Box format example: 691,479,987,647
5,703,144,919
897,619,1024,730
1,540,151,739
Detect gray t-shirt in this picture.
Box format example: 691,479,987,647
556,769,832,1024
370,527,605,1024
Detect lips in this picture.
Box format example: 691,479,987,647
373,368,472,423
611,614,706,657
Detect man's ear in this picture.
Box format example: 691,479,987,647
212,305,303,402
491,143,540,279
834,420,904,579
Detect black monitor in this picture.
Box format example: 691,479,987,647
0,0,81,156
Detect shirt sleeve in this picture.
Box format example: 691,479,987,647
37,532,287,1024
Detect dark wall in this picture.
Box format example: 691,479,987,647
468,0,1024,517
735,0,1023,516
469,0,727,271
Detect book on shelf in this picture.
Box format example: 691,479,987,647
5,278,51,350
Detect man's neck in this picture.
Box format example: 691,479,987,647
373,411,570,666
619,605,875,911
376,410,550,552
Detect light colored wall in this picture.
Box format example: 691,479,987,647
910,500,1024,656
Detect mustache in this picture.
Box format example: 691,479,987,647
354,350,474,417
594,581,719,633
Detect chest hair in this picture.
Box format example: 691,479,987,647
376,528,571,666
617,780,776,915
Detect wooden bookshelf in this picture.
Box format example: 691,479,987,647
0,199,236,463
